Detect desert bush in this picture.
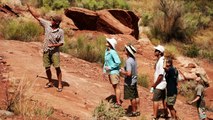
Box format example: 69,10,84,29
1,18,42,41
29,0,70,10
4,77,54,119
138,74,149,88
150,0,183,42
164,44,180,59
183,44,200,58
66,35,106,63
141,11,153,26
149,0,212,42
93,101,125,120
178,80,196,101
75,0,129,10
200,50,213,62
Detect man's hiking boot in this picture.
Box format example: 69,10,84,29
113,103,121,108
57,87,63,92
44,82,53,88
152,118,158,120
126,111,140,117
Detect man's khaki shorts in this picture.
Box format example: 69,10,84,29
152,89,166,101
43,51,60,68
109,74,120,85
166,94,177,106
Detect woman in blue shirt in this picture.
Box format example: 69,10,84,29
103,38,121,107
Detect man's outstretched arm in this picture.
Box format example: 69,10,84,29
27,5,40,21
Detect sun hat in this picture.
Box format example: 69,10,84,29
125,45,136,57
154,45,165,53
106,38,117,49
129,45,137,53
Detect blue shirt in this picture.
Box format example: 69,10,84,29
103,49,121,75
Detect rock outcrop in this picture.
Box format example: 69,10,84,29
65,7,139,39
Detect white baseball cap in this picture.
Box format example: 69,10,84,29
106,38,117,49
154,45,165,53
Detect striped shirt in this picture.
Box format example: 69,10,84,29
38,18,64,52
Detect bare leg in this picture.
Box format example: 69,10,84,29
56,67,62,89
136,97,140,112
131,99,137,112
46,67,52,84
113,84,121,105
153,101,159,118
163,99,168,116
168,105,177,119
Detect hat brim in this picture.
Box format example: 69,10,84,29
106,38,116,49
154,46,163,53
125,45,135,57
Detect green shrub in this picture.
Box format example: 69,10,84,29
1,19,42,41
75,0,129,10
200,50,213,62
141,11,153,26
34,0,70,10
51,0,70,10
148,0,212,42
150,0,183,42
184,44,200,58
67,35,106,63
93,101,125,119
138,74,149,88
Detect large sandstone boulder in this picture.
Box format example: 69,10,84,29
64,7,139,39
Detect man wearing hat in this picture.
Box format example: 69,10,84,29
103,38,121,107
120,45,140,117
151,45,168,119
28,5,64,92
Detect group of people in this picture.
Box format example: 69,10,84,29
27,5,208,120
103,38,178,118
103,38,140,117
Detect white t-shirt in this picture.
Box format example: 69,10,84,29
154,56,167,90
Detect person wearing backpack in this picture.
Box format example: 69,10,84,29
164,58,178,120
103,38,121,107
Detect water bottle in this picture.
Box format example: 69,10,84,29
150,87,154,93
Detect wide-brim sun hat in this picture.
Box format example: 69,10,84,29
106,38,117,49
125,45,136,57
154,45,165,53
129,45,137,53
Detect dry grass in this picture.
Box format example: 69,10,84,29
3,76,54,119
93,101,125,119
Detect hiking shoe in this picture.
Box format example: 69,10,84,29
126,112,139,117
57,88,63,92
113,103,121,108
160,113,169,118
152,117,159,120
44,82,53,88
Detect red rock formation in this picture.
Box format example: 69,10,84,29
65,7,139,39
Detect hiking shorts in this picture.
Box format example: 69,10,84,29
124,84,139,100
166,94,177,106
43,51,60,68
152,89,166,101
198,107,207,120
109,74,120,85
